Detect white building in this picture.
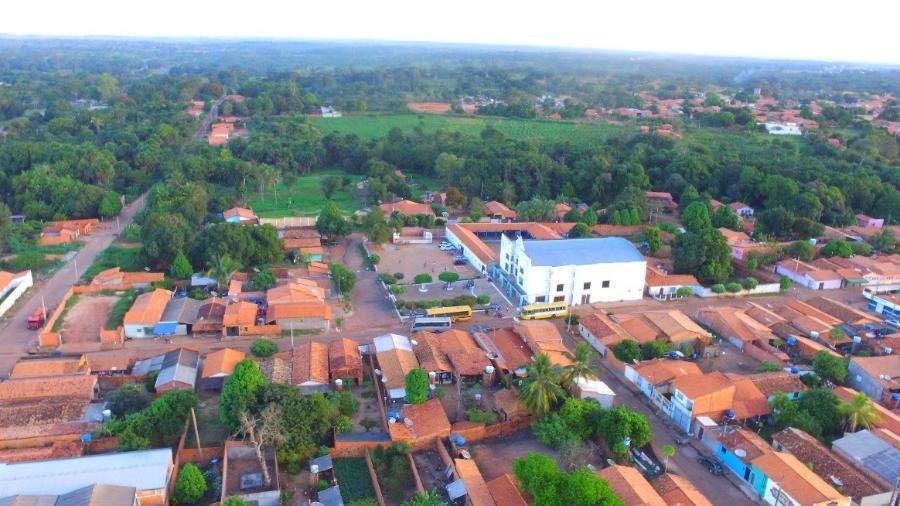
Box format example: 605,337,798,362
0,270,33,317
572,376,616,408
764,122,802,135
497,236,646,306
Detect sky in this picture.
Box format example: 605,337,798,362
3,0,899,65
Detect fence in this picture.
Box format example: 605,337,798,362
364,448,387,506
0,270,33,317
259,216,317,228
693,282,781,298
446,417,534,445
178,446,225,467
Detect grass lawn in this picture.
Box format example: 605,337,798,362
51,294,80,332
333,458,377,502
248,168,365,218
81,246,145,282
310,113,623,144
105,289,141,330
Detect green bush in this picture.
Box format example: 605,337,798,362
466,408,498,425
725,282,742,293
250,339,278,357
711,284,725,294
379,273,397,285
367,253,380,265
476,294,490,305
741,277,758,290
413,273,432,284
173,463,207,505
123,223,142,241
438,271,460,283
393,272,405,280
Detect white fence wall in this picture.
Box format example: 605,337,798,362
259,216,317,228
0,270,34,317
692,282,780,298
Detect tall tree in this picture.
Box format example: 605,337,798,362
681,201,711,233
519,354,564,416
561,342,597,387
840,392,881,432
220,359,266,430
316,201,351,241
206,254,242,291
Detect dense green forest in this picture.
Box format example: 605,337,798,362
0,39,898,277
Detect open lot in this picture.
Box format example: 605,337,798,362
469,431,561,481
248,168,365,218
58,295,117,344
374,242,479,282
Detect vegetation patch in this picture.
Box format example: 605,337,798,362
333,458,377,502
81,246,144,282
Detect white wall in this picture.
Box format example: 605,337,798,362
0,271,33,317
124,324,150,339
446,227,488,274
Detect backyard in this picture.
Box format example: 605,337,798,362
332,458,377,504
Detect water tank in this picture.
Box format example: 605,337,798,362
428,371,436,379
102,409,112,420
810,331,820,339
724,409,735,420
81,434,92,444
474,393,482,401
786,337,797,346
885,347,893,355
310,464,319,474
891,393,900,402
789,367,800,375
853,335,862,344
334,379,344,391
484,365,495,375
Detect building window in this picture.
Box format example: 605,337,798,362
505,254,510,260
535,296,546,303
553,295,565,302
556,283,564,292
581,294,591,304
602,280,610,288
583,282,591,290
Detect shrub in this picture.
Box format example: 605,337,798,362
438,271,460,283
123,223,142,241
741,277,758,290
389,285,405,295
725,282,742,293
173,463,207,504
780,275,792,291
405,368,429,404
393,272,404,280
379,273,397,285
758,361,781,373
611,339,641,363
367,253,380,265
413,273,432,284
466,408,498,425
476,294,490,305
250,339,278,357
711,284,725,294
675,286,694,298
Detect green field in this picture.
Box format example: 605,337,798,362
249,168,366,218
310,113,623,143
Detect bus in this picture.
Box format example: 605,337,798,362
518,302,569,320
410,316,452,333
425,305,473,322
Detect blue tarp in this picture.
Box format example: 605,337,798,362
152,322,178,336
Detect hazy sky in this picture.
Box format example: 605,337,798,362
4,0,899,64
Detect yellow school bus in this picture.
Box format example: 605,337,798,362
425,305,473,322
518,302,569,320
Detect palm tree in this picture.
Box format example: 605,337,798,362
519,353,565,416
206,254,243,291
561,341,598,387
840,392,881,432
402,489,444,506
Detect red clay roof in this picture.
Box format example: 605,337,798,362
201,348,246,378
9,356,89,378
630,360,703,385
292,342,329,385
389,398,451,440
328,338,362,378
223,207,257,221
266,302,332,321
482,327,532,371
650,473,713,506
123,288,170,325
596,465,666,506
751,452,847,505
487,474,526,506
379,199,434,216
484,201,517,218
644,266,699,287
0,375,97,402
223,300,258,326
454,459,496,506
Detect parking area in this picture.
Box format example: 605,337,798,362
374,242,479,281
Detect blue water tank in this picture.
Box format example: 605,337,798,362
786,337,797,346
81,434,92,443
724,409,735,420
891,393,900,402
789,367,799,375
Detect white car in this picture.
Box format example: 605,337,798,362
439,242,456,251
886,319,900,329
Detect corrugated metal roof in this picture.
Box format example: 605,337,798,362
522,237,644,266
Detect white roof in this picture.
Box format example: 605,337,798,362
575,376,616,396
696,415,718,427
373,333,412,353
0,449,172,495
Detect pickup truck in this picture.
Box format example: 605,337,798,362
26,309,45,330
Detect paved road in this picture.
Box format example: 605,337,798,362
0,195,147,359
193,95,226,141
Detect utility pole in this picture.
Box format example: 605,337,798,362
73,258,79,283
190,407,203,460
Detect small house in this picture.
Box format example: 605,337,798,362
200,348,246,390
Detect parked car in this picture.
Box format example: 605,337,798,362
697,456,723,475
885,319,900,329
453,256,467,266
439,242,455,250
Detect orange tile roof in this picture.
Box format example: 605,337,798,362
91,267,164,287
514,320,562,343
804,296,877,324
440,328,480,352
580,312,622,340
483,201,517,218
718,227,752,245
716,428,772,462
745,372,807,397
728,376,770,420
201,348,246,378
483,327,532,371
292,342,329,385
328,338,362,379
413,332,453,373
492,388,528,419
267,281,326,304
751,452,848,505
650,473,713,506
596,465,666,506
389,398,451,440
487,474,526,506
614,315,661,344
375,347,419,391
630,360,703,385
447,349,492,376
223,207,257,221
834,388,900,435
223,300,258,326
446,224,499,264
0,375,97,402
9,356,89,378
378,199,434,216
266,302,332,322
454,459,496,506
122,288,170,325
644,266,699,287
673,371,734,403
0,271,14,289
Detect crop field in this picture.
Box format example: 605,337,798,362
310,113,623,143
248,168,366,218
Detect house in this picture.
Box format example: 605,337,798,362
492,388,528,422
615,310,713,349
595,465,666,506
624,359,703,405
329,338,363,384
497,235,646,306
222,207,258,224
320,106,342,118
378,199,434,217
292,342,330,393
9,355,90,378
752,451,850,506
0,270,33,317
553,203,572,221
696,306,787,363
476,327,533,374
193,297,226,335
744,372,807,401
772,427,890,505
38,219,100,246
847,355,900,404
578,312,632,356
373,333,420,400
831,430,900,489
865,290,900,319
486,474,526,506
719,227,752,247
259,355,293,385
0,374,98,402
776,260,843,290
706,428,774,497
857,214,884,229
644,266,699,300
387,398,451,449
265,302,332,331
453,459,495,506
0,449,174,506
728,202,754,217
572,376,616,408
156,297,201,336
90,267,163,288
123,289,171,338
764,122,803,135
669,371,736,433
413,332,455,384
646,191,678,212
483,201,517,222
222,301,262,337
132,348,200,392
804,296,878,325
200,348,245,390
513,320,572,367
650,473,713,506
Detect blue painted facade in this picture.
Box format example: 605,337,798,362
714,443,768,497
